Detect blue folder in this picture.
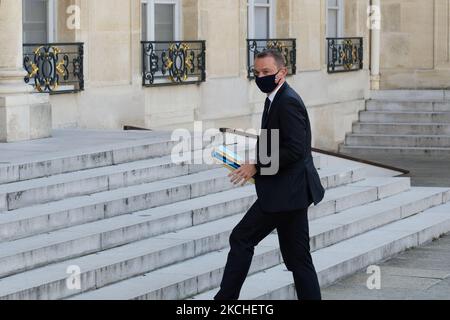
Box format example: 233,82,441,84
211,146,255,184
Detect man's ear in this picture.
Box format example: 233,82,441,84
276,68,286,82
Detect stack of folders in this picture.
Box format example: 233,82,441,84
211,145,255,185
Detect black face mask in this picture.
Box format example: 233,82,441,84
255,69,281,94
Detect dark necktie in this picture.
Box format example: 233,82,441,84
262,97,271,128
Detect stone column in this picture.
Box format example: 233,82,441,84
0,0,52,143
370,0,381,90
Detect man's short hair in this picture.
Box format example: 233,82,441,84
255,49,286,68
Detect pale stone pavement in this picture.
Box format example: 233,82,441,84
348,154,450,188
322,153,450,300
322,232,450,300
0,128,171,164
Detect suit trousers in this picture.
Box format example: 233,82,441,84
214,199,322,300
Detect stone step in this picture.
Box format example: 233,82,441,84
0,168,242,238
0,132,222,185
0,144,267,211
353,122,450,135
0,177,411,278
68,236,283,300
360,111,450,124
308,177,411,221
0,164,365,242
345,134,450,148
367,100,450,112
0,184,445,300
0,185,256,243
370,90,450,102
193,200,450,300
312,164,368,189
0,157,211,211
65,186,450,300
339,144,450,157
0,213,242,300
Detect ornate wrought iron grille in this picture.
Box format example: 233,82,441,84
327,37,363,73
23,43,84,94
141,41,206,86
247,38,296,79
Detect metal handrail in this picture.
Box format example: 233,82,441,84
219,128,410,175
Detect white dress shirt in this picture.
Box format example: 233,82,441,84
266,81,284,113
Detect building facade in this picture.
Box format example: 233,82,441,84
1,0,447,150
380,0,450,90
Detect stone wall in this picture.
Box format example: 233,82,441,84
380,0,450,89
43,0,370,151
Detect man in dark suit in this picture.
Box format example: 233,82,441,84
214,49,325,300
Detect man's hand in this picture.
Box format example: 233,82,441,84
229,164,257,186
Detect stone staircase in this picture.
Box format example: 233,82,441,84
0,133,449,300
339,90,450,157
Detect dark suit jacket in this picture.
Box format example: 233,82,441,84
254,81,325,213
